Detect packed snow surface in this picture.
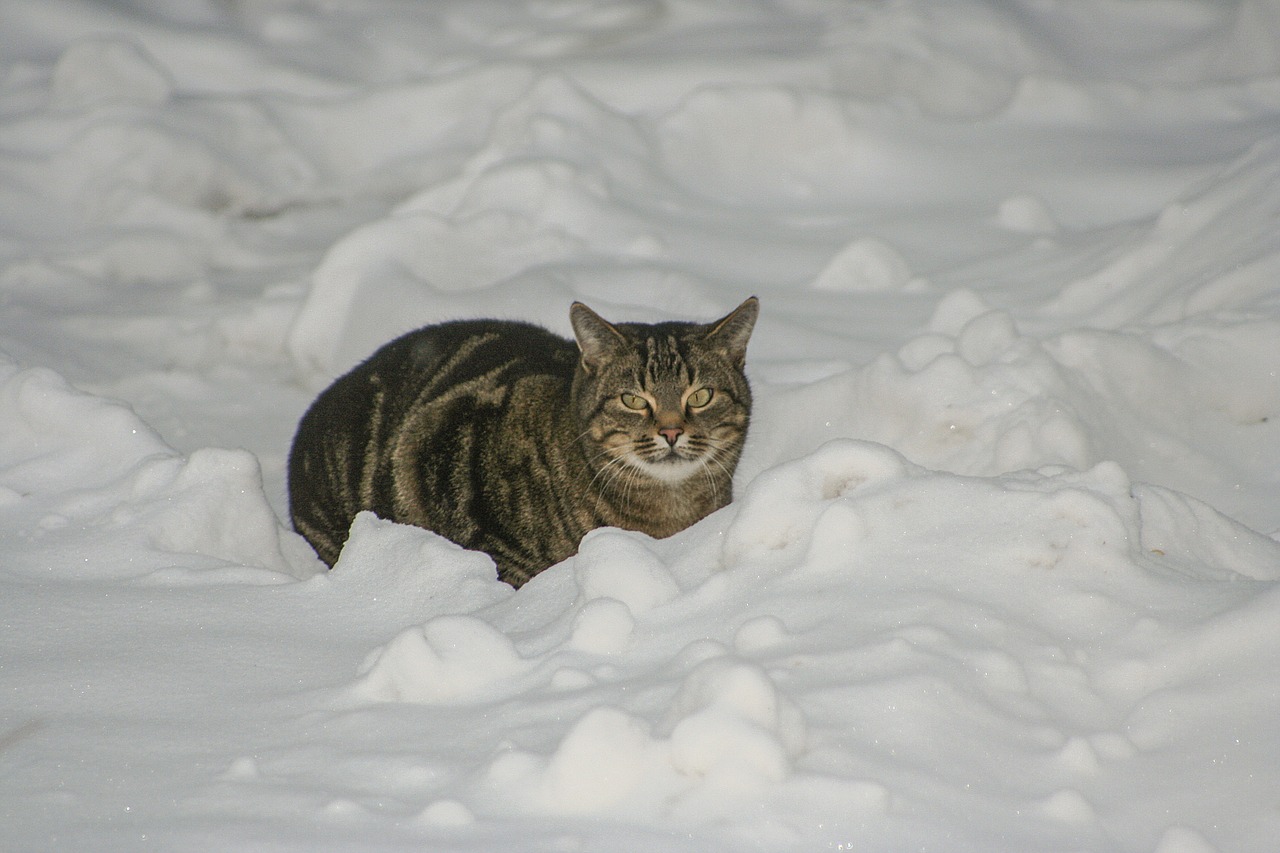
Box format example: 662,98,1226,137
2,1,1280,851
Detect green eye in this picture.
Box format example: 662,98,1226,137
686,387,713,409
620,393,649,411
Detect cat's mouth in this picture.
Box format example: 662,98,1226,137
630,447,704,483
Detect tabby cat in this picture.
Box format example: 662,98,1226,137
288,298,758,586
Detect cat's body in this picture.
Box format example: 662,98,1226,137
288,298,758,585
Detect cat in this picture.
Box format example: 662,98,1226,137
287,298,758,586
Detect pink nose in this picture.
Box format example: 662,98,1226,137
658,427,683,447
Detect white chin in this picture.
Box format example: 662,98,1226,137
633,455,703,484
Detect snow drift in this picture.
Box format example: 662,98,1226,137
2,1,1279,851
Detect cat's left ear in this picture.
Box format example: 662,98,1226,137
705,296,759,369
570,302,626,374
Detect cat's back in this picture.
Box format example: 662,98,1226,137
364,319,577,400
288,318,579,568
290,319,575,459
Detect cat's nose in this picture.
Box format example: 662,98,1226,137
658,427,683,446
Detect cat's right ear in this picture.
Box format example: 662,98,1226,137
570,302,625,374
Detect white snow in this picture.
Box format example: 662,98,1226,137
2,1,1279,851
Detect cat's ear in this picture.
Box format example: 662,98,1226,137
705,296,759,369
570,302,626,373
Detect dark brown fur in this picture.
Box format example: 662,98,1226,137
288,299,758,585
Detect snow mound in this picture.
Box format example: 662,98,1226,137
353,615,530,704
574,528,680,614
285,75,671,381
662,655,806,783
51,37,173,108
1043,137,1280,327
812,236,923,293
0,355,316,581
476,655,806,820
323,511,508,613
324,438,1280,845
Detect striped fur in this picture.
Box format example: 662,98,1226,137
288,298,758,586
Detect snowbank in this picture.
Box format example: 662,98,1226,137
2,0,1279,851
0,354,316,581
281,443,1280,850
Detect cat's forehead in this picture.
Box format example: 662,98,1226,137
608,321,702,384
615,320,699,341
640,332,690,386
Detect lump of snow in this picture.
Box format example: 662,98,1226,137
287,210,581,381
925,288,993,336
351,614,530,704
724,439,910,566
0,362,170,494
0,359,315,579
325,512,509,617
955,309,1021,367
997,194,1058,234
1134,483,1280,581
51,38,173,108
852,309,1101,475
656,85,915,205
661,656,806,782
219,756,261,782
812,236,920,293
140,447,312,574
482,660,807,819
1037,788,1095,822
1154,825,1219,853
479,705,663,817
574,528,680,613
416,799,475,827
733,615,791,655
569,597,635,654
536,706,657,813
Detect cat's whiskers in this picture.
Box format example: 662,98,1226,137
699,449,736,504
697,433,744,499
586,447,651,521
692,454,718,507
623,463,644,520
586,450,628,496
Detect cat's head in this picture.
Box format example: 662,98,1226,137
569,297,758,485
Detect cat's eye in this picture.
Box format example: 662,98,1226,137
686,387,714,409
620,393,649,411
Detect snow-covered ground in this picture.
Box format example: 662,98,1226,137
3,1,1279,850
